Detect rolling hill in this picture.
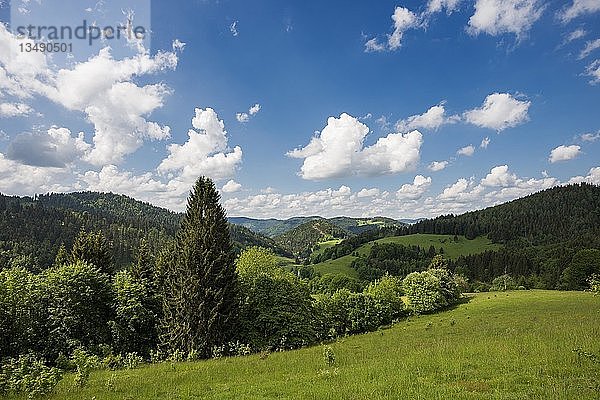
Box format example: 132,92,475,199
273,219,351,257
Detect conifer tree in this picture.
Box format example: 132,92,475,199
71,230,113,274
160,177,238,358
54,243,70,267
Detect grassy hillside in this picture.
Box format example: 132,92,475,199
274,219,351,257
40,291,599,399
312,234,498,278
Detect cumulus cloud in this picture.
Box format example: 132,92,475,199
158,107,243,182
549,144,581,163
558,0,600,23
480,165,517,186
428,160,449,171
457,145,475,156
568,166,600,185
357,188,381,198
0,153,77,194
464,93,530,131
396,175,432,200
0,25,179,166
6,127,91,168
365,6,421,52
0,102,33,117
236,103,261,123
580,132,600,141
222,180,242,193
467,0,544,38
395,103,459,132
287,113,422,180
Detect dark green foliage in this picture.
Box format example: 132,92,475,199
71,230,113,274
560,249,600,290
42,261,113,360
0,268,47,359
352,243,432,281
159,177,238,358
238,273,315,351
110,270,160,357
229,225,292,257
309,273,365,294
53,244,70,267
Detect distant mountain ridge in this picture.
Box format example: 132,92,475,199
228,216,406,237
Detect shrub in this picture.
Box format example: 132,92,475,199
403,271,446,314
71,348,100,388
490,274,518,291
364,274,406,323
42,261,113,360
588,274,600,295
310,273,365,294
322,345,335,367
0,354,62,398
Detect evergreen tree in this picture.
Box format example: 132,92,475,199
131,238,153,283
71,230,113,274
160,177,238,358
53,243,70,267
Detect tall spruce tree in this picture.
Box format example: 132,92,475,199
71,230,113,274
160,177,238,358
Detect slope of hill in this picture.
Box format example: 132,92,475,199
409,183,600,245
0,192,287,270
42,291,600,400
273,219,351,257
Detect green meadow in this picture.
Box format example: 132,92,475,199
35,290,599,400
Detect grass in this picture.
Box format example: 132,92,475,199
312,255,359,279
36,290,599,399
310,239,343,259
312,234,500,278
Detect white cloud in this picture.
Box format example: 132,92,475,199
388,7,420,50
365,6,421,52
467,0,544,38
364,38,386,52
464,93,530,131
158,107,243,182
426,0,462,14
357,188,381,198
581,132,600,141
236,103,261,123
558,0,600,23
395,103,459,132
230,21,239,37
579,39,600,59
585,59,600,84
549,144,581,163
396,175,432,200
480,165,517,186
222,180,242,193
6,127,90,168
428,161,449,171
0,102,33,117
287,113,422,180
249,103,261,115
480,137,491,148
565,28,587,43
457,145,475,156
438,178,484,201
0,153,77,194
568,166,600,185
172,39,186,52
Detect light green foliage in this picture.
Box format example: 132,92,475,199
310,273,365,294
490,274,519,291
588,274,600,295
0,268,46,359
236,246,280,279
71,348,100,388
322,345,335,367
365,274,406,321
403,271,447,314
42,261,113,360
71,230,113,275
0,354,62,399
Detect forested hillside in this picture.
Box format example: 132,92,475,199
408,183,600,245
273,219,351,257
0,192,287,271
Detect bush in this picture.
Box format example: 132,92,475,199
0,354,62,398
588,274,600,295
364,274,406,323
314,289,387,337
42,261,113,360
490,274,518,291
403,267,460,314
110,270,159,356
310,273,365,294
0,268,47,359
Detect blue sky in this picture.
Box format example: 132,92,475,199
0,0,599,218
